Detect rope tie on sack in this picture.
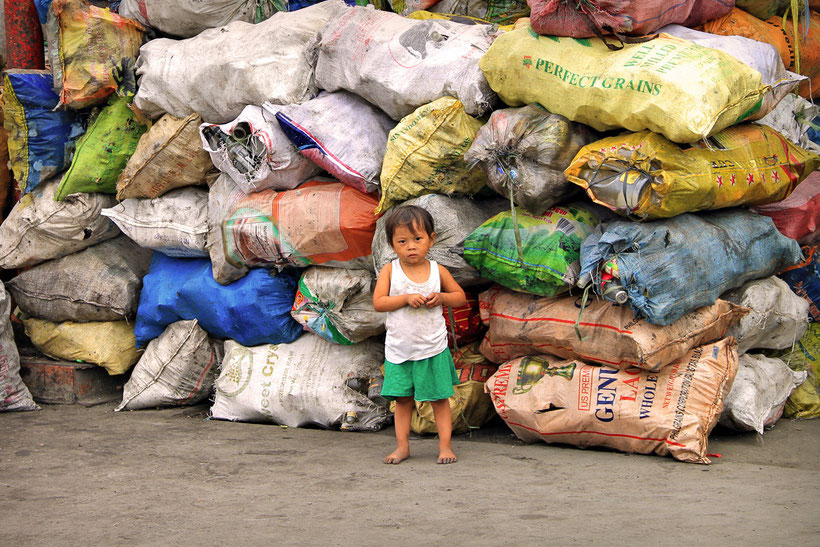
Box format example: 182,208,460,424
494,158,526,266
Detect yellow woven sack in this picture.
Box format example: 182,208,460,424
377,96,487,214
24,317,141,375
564,124,820,220
479,28,770,143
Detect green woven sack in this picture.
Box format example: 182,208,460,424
461,203,603,297
55,95,148,201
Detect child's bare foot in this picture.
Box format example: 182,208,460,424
384,447,410,464
437,447,457,464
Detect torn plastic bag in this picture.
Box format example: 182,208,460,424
47,0,145,109
752,173,820,245
580,209,803,325
200,105,320,194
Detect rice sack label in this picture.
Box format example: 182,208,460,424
485,338,739,464
478,285,747,371
222,179,379,270
479,28,776,143
461,202,605,297
565,124,820,220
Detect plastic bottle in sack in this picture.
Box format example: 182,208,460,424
600,270,628,304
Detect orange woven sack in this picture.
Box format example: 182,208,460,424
701,7,793,69
775,10,820,98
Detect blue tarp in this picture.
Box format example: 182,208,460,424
134,253,303,347
580,209,803,325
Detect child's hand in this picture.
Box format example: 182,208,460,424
425,292,443,308
406,293,426,309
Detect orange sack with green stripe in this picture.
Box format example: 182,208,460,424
564,124,820,220
484,337,739,464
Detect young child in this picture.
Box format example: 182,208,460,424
373,205,467,465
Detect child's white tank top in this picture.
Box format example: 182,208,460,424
384,258,447,364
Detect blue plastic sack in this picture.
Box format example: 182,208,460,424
580,209,803,326
779,246,820,323
3,70,83,194
134,253,303,347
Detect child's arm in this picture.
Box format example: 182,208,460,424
425,264,467,308
373,262,426,312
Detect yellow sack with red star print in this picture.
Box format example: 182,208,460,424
564,124,820,221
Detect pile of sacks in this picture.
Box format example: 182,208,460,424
1,0,818,462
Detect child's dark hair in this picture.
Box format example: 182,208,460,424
385,205,435,243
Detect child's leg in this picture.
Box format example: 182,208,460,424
430,398,457,464
384,396,414,464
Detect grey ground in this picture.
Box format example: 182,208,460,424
1,402,818,546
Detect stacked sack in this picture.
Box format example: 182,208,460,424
1,0,817,466
472,3,820,462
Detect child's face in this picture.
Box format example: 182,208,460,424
391,223,435,266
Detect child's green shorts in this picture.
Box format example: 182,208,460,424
381,348,460,402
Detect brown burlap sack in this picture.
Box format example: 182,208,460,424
117,113,212,200
478,286,747,372
485,338,739,463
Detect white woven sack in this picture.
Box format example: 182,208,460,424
0,176,120,270
723,276,810,354
312,5,497,120
119,0,256,38
133,0,348,123
0,282,38,412
117,320,222,411
211,334,390,430
102,187,209,257
719,353,806,434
